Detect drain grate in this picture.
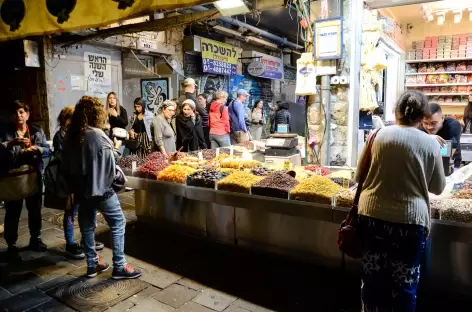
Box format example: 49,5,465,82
49,275,147,312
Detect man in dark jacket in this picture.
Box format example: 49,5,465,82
178,78,207,120
271,102,292,133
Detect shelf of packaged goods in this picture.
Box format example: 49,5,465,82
424,93,469,96
406,83,472,87
438,103,467,107
405,57,472,63
405,71,472,75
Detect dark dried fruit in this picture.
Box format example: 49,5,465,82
251,171,299,199
187,169,229,188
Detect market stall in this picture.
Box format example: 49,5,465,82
121,146,472,294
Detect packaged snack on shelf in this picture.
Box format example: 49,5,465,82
426,75,438,84
436,63,446,72
427,63,436,72
422,87,432,93
468,74,472,82
431,86,441,92
458,86,468,92
406,63,418,73
406,76,417,84
430,95,440,102
418,63,428,73
437,96,445,103
457,74,468,83
457,62,467,71
417,75,427,84
448,75,457,83
438,74,449,83
450,86,458,92
452,96,462,103
467,62,472,71
445,96,453,103
446,62,456,72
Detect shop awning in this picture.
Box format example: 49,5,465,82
0,0,211,41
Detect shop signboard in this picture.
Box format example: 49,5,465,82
243,51,284,80
84,52,112,98
200,38,238,76
247,61,266,77
314,17,343,60
137,31,158,50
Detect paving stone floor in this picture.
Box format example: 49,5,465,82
0,192,471,312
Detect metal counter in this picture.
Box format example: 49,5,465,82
126,177,472,294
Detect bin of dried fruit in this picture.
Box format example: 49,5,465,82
440,199,472,223
330,177,356,188
304,165,332,176
251,171,299,199
217,171,263,194
430,199,441,219
251,167,275,177
334,189,355,208
157,165,196,184
220,158,260,169
187,168,229,188
290,175,340,204
136,152,169,179
118,155,144,175
452,189,472,199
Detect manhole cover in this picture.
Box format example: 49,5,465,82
43,213,106,228
49,276,147,312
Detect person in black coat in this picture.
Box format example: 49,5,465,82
271,101,292,133
176,99,207,152
106,92,128,131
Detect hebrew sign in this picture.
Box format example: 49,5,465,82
84,52,112,98
201,37,237,76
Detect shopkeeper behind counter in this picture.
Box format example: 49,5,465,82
421,103,461,174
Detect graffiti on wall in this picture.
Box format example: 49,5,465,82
140,78,168,115
199,74,229,98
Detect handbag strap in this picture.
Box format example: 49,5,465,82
352,129,380,210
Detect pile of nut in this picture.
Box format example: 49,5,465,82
251,171,299,199
452,189,472,199
217,171,263,194
440,199,472,223
430,199,441,220
290,175,341,204
334,189,355,208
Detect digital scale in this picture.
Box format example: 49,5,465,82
441,140,453,176
461,134,472,162
264,133,301,166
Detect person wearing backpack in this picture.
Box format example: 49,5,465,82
229,89,250,144
209,91,230,148
51,106,104,260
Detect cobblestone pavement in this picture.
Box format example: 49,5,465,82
0,192,470,312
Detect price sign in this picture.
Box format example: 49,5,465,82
201,37,238,76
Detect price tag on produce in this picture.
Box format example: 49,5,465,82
343,178,349,189
131,161,137,173
316,168,322,176
253,142,257,152
230,146,234,156
216,148,220,157
198,151,203,161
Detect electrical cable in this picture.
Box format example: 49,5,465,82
130,49,161,77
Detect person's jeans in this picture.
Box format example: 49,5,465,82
359,215,426,312
210,134,231,149
78,193,126,269
63,203,79,245
4,191,42,246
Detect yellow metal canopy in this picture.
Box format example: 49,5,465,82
0,0,210,41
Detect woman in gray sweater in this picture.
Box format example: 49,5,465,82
151,100,177,157
356,90,446,312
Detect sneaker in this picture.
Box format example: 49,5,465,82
87,258,110,278
95,241,105,251
6,245,22,263
66,243,85,260
28,238,47,252
112,264,142,280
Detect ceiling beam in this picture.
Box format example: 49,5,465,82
63,9,221,47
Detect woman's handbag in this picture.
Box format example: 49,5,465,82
112,127,128,140
0,166,38,201
337,129,379,259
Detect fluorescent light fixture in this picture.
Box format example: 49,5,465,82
214,0,250,16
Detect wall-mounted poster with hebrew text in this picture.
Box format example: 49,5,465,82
140,78,169,116
200,38,237,76
84,52,112,98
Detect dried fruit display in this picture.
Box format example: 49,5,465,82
330,177,355,188
251,171,299,199
157,165,196,184
334,189,355,208
117,155,144,170
187,169,229,188
452,189,472,199
136,152,169,178
440,199,472,223
251,167,275,177
430,199,441,220
217,171,263,194
220,158,260,169
304,165,332,176
290,175,340,204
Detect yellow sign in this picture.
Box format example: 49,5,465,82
200,37,238,75
0,0,209,41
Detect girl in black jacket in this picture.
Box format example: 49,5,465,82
176,99,207,152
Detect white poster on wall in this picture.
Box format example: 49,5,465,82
84,52,112,98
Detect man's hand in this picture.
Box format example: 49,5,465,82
23,146,39,153
7,137,30,149
432,135,446,147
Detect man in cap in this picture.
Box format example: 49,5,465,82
178,78,208,121
228,89,250,144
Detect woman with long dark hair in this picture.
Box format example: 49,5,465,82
463,93,472,133
128,97,153,158
356,90,445,311
176,99,207,152
249,99,266,140
0,101,50,262
63,96,141,279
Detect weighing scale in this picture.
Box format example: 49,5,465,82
264,133,301,166
461,134,472,162
441,140,453,176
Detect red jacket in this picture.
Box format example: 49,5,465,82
209,101,230,135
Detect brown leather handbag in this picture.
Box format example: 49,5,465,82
337,129,379,259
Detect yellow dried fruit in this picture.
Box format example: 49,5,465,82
217,171,263,194
290,175,341,204
157,165,196,184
